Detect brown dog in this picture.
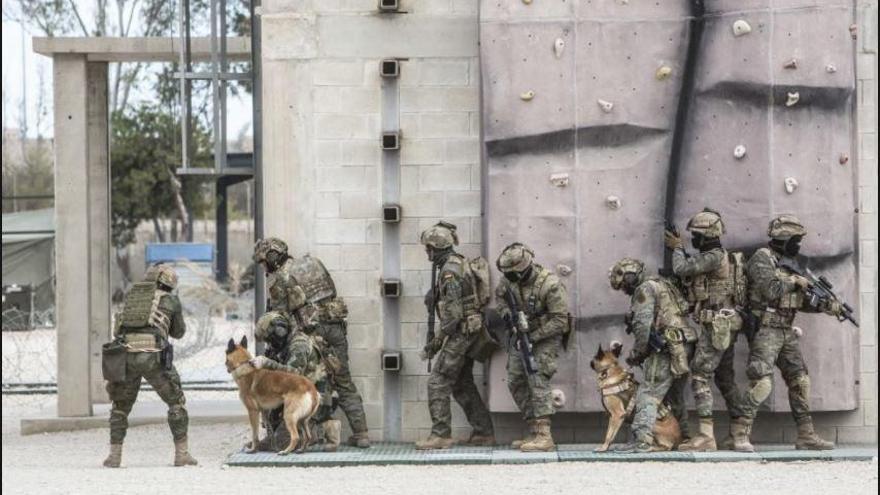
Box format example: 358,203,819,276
590,342,682,452
225,336,320,455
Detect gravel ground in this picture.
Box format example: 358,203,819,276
2,417,877,495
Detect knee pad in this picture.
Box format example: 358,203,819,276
750,376,773,404
691,376,711,394
746,360,773,381
168,404,187,420
790,373,810,397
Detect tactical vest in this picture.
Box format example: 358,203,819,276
291,332,328,385
290,255,336,304
118,281,171,339
754,248,804,312
267,258,307,315
685,249,733,309
644,277,691,336
439,253,482,317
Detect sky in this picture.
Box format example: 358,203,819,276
1,2,253,142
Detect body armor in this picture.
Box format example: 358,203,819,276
289,254,337,304
118,281,171,348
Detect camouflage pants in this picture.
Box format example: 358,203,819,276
691,325,745,418
632,350,690,444
507,335,562,420
741,325,811,424
106,352,188,445
314,321,368,434
427,332,494,438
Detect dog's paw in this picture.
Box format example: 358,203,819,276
277,450,291,456
593,445,610,453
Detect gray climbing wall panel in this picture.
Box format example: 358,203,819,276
480,0,858,413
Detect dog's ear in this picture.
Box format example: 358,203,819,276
240,335,248,350
611,340,623,358
594,344,604,360
226,338,236,354
590,360,597,371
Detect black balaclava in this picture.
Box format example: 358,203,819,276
769,235,802,257
504,265,533,284
428,246,453,266
264,250,288,273
622,272,640,296
696,235,722,252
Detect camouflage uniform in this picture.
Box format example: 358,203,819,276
104,264,197,467
667,209,747,451
496,243,570,452
417,222,494,449
609,258,695,452
254,237,369,447
738,215,837,450
254,312,341,452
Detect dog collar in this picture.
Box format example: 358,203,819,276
230,362,255,379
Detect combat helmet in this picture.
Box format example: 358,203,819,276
687,208,725,238
608,258,645,291
255,311,291,342
496,243,535,273
767,214,806,240
145,263,179,290
420,221,459,250
253,237,289,263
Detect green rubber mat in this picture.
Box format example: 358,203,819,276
225,443,877,468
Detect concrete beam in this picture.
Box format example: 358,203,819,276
53,54,93,416
33,37,251,63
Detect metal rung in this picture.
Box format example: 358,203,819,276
173,71,252,81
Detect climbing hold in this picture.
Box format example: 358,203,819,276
733,20,752,37
597,99,614,113
849,24,858,40
783,58,798,69
554,38,565,59
522,0,532,4
520,90,535,101
556,264,573,276
606,195,622,210
839,153,849,165
550,173,570,187
733,145,747,159
784,177,799,194
826,64,837,73
655,66,672,81
792,326,804,338
785,92,800,107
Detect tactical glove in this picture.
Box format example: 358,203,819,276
664,229,683,250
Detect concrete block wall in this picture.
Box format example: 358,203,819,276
259,0,481,441
260,0,878,443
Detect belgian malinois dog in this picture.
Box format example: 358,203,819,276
590,341,682,452
225,336,319,455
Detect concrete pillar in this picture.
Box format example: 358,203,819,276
53,55,111,416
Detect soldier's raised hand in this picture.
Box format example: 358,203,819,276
664,229,682,250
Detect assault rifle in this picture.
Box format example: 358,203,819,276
624,312,667,365
425,263,438,372
777,257,859,327
503,286,538,375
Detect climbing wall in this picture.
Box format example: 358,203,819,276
480,0,859,413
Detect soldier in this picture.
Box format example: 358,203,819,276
665,208,751,452
608,258,696,453
495,243,570,452
103,264,198,468
415,221,495,450
737,215,841,450
253,237,370,448
251,311,342,452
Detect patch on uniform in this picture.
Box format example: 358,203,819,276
635,290,647,304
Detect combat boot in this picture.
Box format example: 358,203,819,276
795,420,834,450
322,420,342,452
103,443,122,468
677,417,717,452
415,434,455,450
511,420,537,449
614,439,655,454
463,432,496,447
173,438,198,466
347,432,371,449
729,417,755,453
520,417,555,452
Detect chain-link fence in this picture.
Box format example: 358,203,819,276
2,264,254,416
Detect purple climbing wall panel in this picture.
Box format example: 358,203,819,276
480,0,858,413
